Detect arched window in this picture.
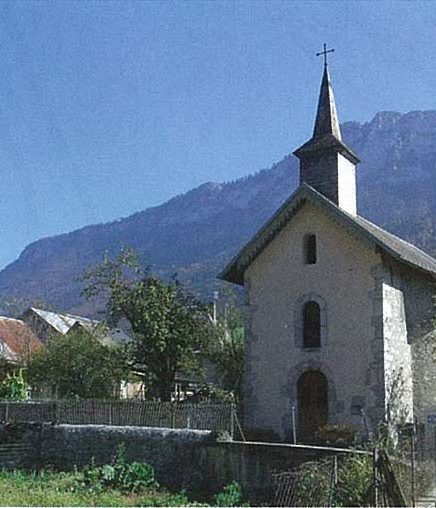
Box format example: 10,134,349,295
304,234,317,264
303,301,321,348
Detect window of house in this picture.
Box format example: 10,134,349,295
303,301,321,347
304,234,317,264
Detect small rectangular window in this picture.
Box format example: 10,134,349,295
304,234,317,264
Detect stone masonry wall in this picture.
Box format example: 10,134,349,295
0,423,344,503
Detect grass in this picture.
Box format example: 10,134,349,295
0,469,206,507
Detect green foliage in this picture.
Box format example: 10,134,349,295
82,248,213,401
139,490,208,507
293,455,372,507
188,384,235,403
0,369,28,400
214,481,248,507
207,289,245,401
80,445,156,494
0,356,15,380
316,423,359,446
27,328,129,399
333,454,373,507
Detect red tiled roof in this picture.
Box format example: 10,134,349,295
0,317,43,362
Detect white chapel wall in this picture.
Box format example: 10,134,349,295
243,201,383,439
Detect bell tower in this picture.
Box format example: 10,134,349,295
293,47,360,215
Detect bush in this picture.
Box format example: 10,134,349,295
214,481,248,507
0,370,27,400
315,424,359,446
79,445,156,493
291,454,372,507
242,427,281,443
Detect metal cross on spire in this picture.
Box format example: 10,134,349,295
316,43,334,67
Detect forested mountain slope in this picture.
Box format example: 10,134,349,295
0,110,434,315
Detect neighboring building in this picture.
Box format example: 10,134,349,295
0,317,42,364
20,307,130,346
220,62,436,440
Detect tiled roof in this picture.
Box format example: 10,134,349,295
219,184,436,285
0,317,42,362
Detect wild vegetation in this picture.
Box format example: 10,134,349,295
0,447,248,507
27,328,130,399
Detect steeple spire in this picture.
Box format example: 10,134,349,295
312,65,341,140
293,52,361,216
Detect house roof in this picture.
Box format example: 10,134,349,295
28,307,130,345
0,317,42,362
29,307,97,335
219,184,436,285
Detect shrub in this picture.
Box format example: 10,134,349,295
79,445,156,493
315,424,359,446
214,481,248,507
291,454,372,507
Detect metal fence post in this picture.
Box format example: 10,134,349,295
434,426,436,503
373,446,379,508
5,402,9,423
411,425,416,508
230,405,235,440
108,401,112,426
170,403,175,429
55,400,60,423
291,405,297,444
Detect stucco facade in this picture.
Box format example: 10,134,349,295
220,64,436,440
243,202,381,437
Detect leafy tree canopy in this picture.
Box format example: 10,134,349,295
27,328,129,399
81,248,213,401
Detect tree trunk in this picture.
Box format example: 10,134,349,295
157,378,173,402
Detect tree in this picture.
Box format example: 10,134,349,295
82,248,212,401
0,370,27,400
207,288,245,401
27,328,129,399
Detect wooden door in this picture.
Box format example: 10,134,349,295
297,370,328,441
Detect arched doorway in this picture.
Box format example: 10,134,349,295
297,370,328,440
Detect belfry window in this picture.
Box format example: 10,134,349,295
303,301,321,348
304,234,317,264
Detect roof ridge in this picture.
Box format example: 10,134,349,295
220,183,436,284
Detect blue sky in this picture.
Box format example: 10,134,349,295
0,1,435,269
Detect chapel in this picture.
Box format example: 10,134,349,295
219,56,436,441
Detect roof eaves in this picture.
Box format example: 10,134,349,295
218,183,436,286
218,185,310,284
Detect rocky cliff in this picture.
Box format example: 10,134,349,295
0,111,435,314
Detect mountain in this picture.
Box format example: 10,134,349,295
0,110,435,315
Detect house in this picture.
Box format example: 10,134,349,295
220,61,436,440
20,307,130,346
0,317,42,364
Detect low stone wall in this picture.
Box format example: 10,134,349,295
0,423,344,502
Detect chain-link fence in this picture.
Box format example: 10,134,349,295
270,448,413,507
388,421,436,506
0,400,234,433
270,449,375,507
